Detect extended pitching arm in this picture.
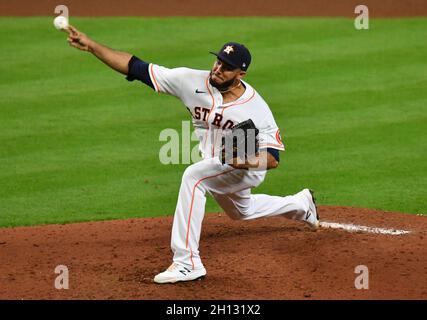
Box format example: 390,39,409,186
66,25,132,75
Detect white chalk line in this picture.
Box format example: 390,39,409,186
319,221,411,235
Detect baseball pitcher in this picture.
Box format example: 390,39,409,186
66,25,320,284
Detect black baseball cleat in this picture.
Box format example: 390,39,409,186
302,189,320,230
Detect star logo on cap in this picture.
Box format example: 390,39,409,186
223,45,234,55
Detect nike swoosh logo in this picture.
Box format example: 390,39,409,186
306,212,311,220
195,89,206,94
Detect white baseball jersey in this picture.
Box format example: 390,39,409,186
145,63,315,272
148,64,285,160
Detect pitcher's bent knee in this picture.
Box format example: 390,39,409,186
224,209,245,220
223,205,251,220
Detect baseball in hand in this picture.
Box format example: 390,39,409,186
53,16,69,30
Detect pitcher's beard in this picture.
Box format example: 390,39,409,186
209,73,237,92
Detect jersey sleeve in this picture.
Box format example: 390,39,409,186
148,64,190,98
126,56,155,89
257,114,285,151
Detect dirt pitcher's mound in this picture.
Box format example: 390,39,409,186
0,206,426,300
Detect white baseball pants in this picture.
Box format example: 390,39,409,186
171,157,312,270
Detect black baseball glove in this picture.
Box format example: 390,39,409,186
221,119,259,165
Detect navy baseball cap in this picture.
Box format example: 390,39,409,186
210,42,251,71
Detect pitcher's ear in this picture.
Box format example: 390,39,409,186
238,71,247,79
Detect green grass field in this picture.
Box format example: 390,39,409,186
1,17,426,227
